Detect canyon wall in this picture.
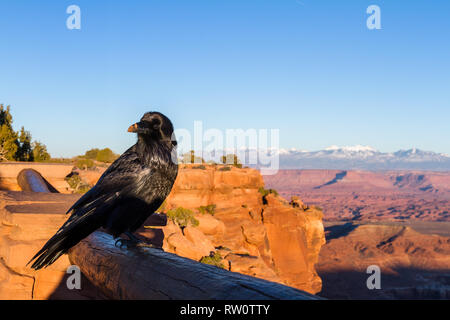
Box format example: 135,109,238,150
155,165,325,294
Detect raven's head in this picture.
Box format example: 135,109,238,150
128,112,176,146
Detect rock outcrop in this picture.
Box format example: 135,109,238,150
147,165,325,294
0,192,105,299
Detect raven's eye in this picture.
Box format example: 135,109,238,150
151,118,161,127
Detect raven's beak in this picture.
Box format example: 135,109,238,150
128,123,139,133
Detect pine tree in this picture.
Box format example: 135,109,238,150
0,105,19,161
17,126,34,161
0,105,51,162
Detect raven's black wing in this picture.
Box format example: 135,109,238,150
66,147,141,214
29,146,144,270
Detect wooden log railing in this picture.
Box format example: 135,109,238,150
17,168,60,193
17,169,52,193
69,231,321,300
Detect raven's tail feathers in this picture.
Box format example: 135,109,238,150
28,194,116,270
28,213,101,270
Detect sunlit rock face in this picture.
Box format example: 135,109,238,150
152,165,326,294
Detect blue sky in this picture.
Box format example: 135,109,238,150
0,0,449,157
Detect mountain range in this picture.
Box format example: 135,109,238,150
275,146,450,171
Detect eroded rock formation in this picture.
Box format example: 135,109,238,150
149,165,325,294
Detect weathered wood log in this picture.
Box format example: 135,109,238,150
69,231,321,300
17,169,52,193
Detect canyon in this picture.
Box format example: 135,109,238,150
264,169,450,221
264,169,450,299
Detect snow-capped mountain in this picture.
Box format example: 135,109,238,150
278,146,450,170
182,146,450,170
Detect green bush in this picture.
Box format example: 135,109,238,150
166,207,199,228
84,148,100,160
180,150,205,164
65,174,91,194
192,165,206,170
96,148,119,163
200,252,226,269
258,187,279,197
82,148,118,163
221,154,242,168
75,158,95,170
32,141,51,162
198,204,216,216
218,166,231,172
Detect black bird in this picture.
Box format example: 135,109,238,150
28,112,178,270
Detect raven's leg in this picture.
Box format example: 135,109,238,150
114,232,163,250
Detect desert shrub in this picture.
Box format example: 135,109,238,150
198,204,216,216
258,187,279,205
96,148,119,163
166,207,199,228
48,158,73,164
221,154,242,168
84,148,100,160
65,174,91,194
200,252,226,269
258,187,279,197
75,158,95,170
83,148,118,163
218,166,231,172
192,165,206,170
180,150,205,164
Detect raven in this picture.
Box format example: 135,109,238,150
28,112,178,270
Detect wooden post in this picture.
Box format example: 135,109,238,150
69,231,321,300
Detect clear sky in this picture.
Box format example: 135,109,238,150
0,0,449,157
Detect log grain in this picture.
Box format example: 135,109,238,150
17,169,52,193
68,231,320,300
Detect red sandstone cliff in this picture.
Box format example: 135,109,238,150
151,165,325,294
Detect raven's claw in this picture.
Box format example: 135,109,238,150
114,234,164,251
